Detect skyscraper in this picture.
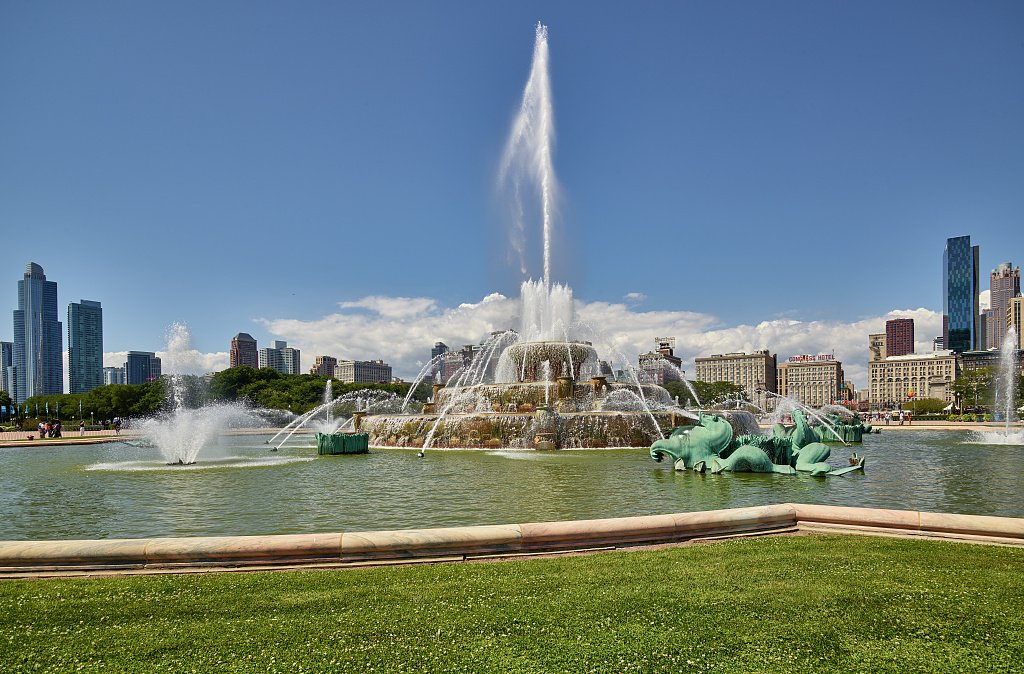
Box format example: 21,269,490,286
12,262,63,403
0,341,13,395
885,318,914,357
989,262,1020,349
68,300,103,394
125,351,162,385
1010,296,1024,350
942,236,979,354
230,332,258,368
103,366,126,386
258,340,300,374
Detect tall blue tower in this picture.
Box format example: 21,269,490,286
12,262,64,404
68,300,103,394
942,236,980,354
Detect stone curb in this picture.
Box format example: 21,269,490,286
1,503,1021,576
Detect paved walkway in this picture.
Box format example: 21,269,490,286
0,428,292,448
0,429,135,448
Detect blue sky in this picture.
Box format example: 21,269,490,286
1,1,1022,386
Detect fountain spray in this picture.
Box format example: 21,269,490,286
997,327,1019,432
500,22,558,287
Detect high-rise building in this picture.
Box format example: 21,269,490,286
259,340,301,374
982,309,996,351
103,366,126,386
1009,296,1024,349
229,333,258,368
68,300,103,394
0,341,13,395
638,338,684,385
885,318,914,357
125,351,162,385
694,350,777,403
942,235,980,353
776,355,845,408
311,355,337,377
868,333,886,362
989,263,1020,349
12,262,63,403
439,351,464,384
335,359,392,384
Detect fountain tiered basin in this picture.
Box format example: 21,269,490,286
360,339,686,449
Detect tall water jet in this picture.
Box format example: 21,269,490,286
997,328,1018,426
138,323,261,464
519,278,574,342
500,22,558,286
987,326,1022,445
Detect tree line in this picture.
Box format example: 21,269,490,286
2,367,431,428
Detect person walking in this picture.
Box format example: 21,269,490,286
79,420,85,437
899,410,905,425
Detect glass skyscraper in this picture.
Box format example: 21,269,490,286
12,262,64,404
942,236,980,354
68,300,104,394
0,340,13,395
125,351,162,385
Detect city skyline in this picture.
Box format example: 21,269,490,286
2,3,1022,387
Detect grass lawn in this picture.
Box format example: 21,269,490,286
1,534,1021,673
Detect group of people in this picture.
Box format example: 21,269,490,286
37,420,63,438
28,418,122,440
873,410,912,425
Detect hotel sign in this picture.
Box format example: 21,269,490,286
787,354,835,363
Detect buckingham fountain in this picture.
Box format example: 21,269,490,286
315,24,862,461
346,24,695,451
357,280,690,450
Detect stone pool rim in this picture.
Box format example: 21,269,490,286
1,503,1021,578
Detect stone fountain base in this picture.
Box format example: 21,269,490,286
360,408,681,449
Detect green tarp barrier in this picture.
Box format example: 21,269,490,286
316,432,369,455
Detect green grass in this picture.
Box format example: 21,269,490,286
1,535,1022,673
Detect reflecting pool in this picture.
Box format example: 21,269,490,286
0,430,1020,541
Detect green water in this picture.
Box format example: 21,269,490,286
0,430,1020,541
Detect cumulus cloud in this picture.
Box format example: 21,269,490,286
103,350,228,375
259,292,516,376
979,289,990,311
337,296,439,319
257,291,943,389
623,292,646,303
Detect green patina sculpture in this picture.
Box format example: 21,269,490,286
650,410,866,477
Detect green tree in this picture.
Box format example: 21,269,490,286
663,380,745,407
951,368,994,412
900,397,949,414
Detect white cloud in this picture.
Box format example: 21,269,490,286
623,292,646,303
979,289,990,311
103,350,228,376
156,350,228,375
258,291,943,390
337,296,439,319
